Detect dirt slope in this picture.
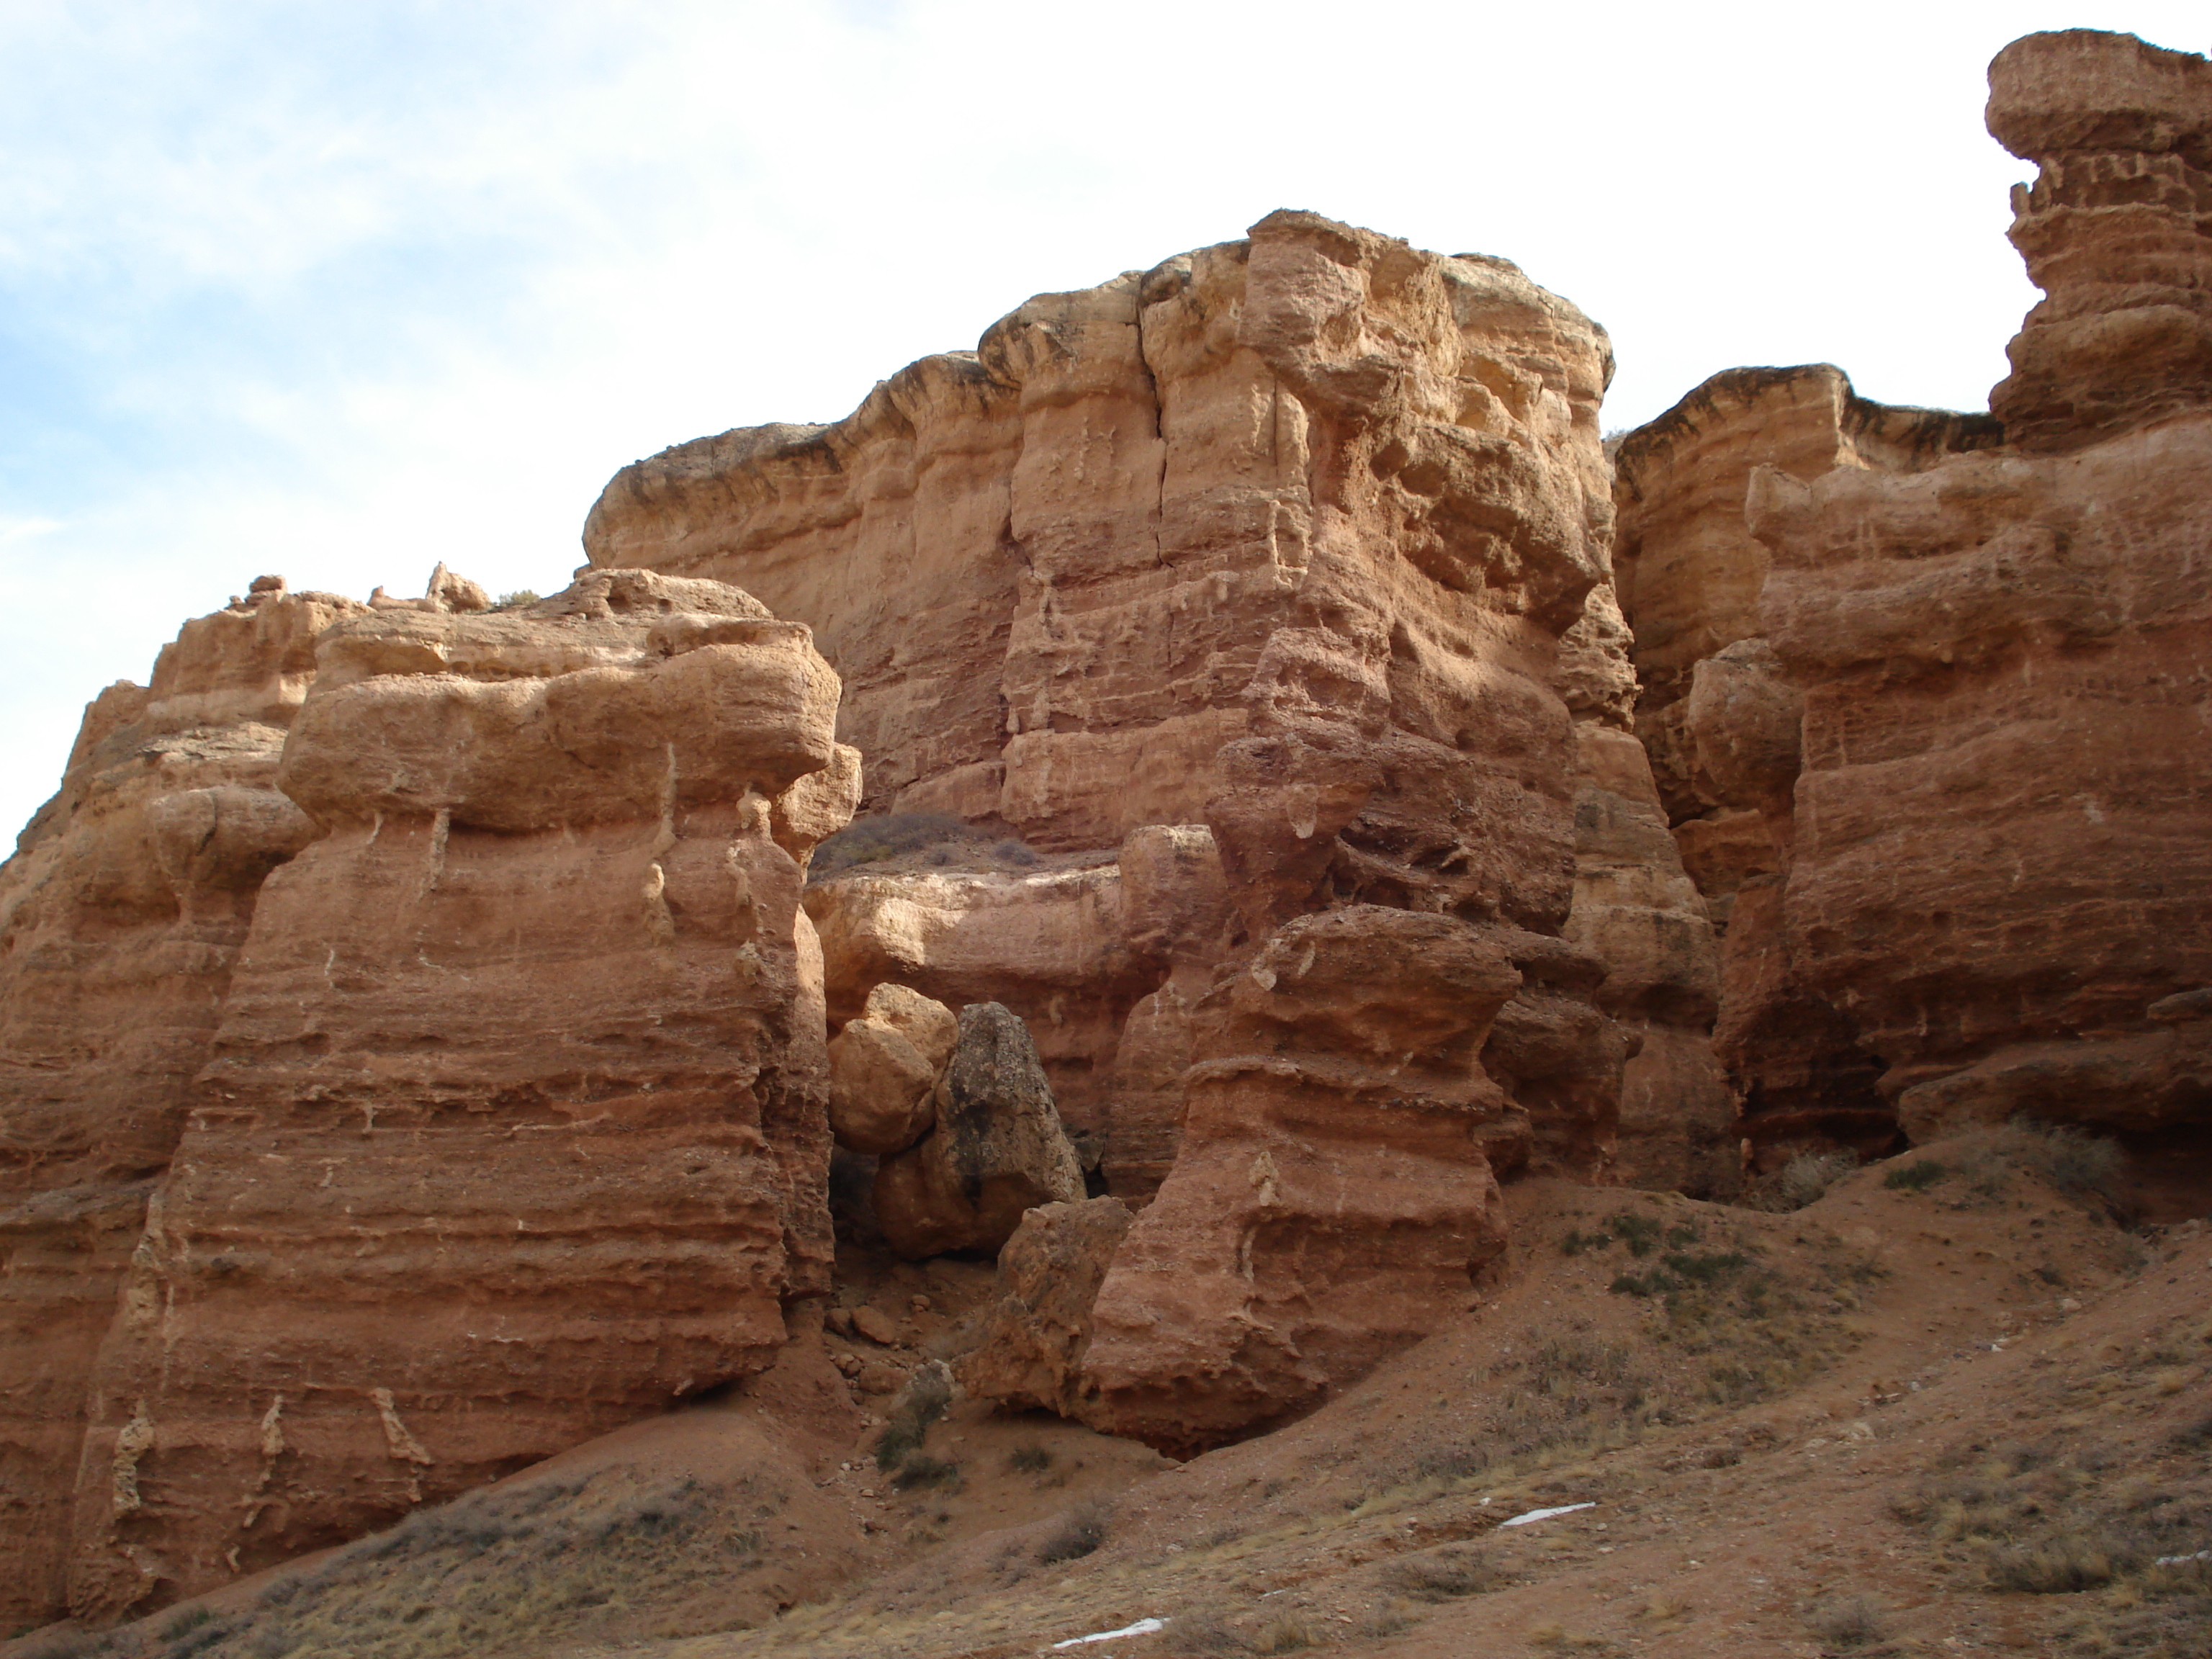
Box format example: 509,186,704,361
12,1131,2207,1659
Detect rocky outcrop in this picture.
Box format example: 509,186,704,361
826,982,958,1156
955,1197,1133,1415
873,1002,1085,1259
1987,30,2212,450
1745,419,2212,1146
0,579,359,1632
593,211,1640,1444
1609,31,2212,1163
1611,365,2001,895
0,568,855,1627
1076,907,1518,1452
802,822,1236,1195
1610,369,2003,1158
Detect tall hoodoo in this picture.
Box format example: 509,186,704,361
1987,28,2212,449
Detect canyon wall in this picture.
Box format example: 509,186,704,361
589,210,1705,1444
1612,29,2212,1163
0,571,857,1627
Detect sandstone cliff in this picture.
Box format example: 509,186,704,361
589,210,1668,1449
0,570,856,1627
10,28,2209,1633
1611,29,2212,1166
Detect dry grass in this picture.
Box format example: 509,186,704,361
1892,1304,2212,1657
120,1470,778,1659
1382,1542,1503,1601
1743,1151,1860,1213
873,1360,953,1471
1803,1593,1892,1651
809,814,1040,879
1949,1123,2125,1202
1036,1497,1113,1565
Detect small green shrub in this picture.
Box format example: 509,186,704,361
492,589,540,609
1007,1443,1055,1474
1882,1159,1948,1192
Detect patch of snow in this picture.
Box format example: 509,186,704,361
1053,1617,1168,1647
1500,1501,1596,1527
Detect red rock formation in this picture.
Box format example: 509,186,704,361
1747,419,2212,1144
954,1197,1133,1417
1610,369,2002,1158
0,569,855,1626
592,211,1637,1446
827,981,958,1156
0,580,355,1632
1076,907,1519,1451
1987,29,2212,451
871,1002,1084,1259
1611,32,2212,1164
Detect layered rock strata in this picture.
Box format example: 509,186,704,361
0,578,357,1632
1610,368,2004,1156
1611,31,2212,1161
1,569,856,1624
591,211,1639,1444
1987,29,2212,450
1744,419,2212,1146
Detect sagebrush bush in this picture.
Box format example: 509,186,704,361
1746,1151,1859,1212
1804,1592,1890,1649
874,1360,953,1470
1037,1498,1111,1564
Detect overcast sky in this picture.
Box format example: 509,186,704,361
2,1,2204,844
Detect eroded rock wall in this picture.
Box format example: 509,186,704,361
0,570,856,1627
1987,29,2212,450
590,212,1645,1447
0,582,351,1630
1612,30,2212,1164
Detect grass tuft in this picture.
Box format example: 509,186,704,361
1804,1593,1891,1650
1881,1158,1948,1192
1037,1498,1112,1565
873,1360,953,1471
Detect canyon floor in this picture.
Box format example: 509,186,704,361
13,1130,2208,1659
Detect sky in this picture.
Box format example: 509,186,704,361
1,1,2206,845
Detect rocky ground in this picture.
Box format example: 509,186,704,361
12,1128,2206,1659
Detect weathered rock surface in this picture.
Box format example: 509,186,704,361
1987,30,2212,451
804,822,1236,1195
1607,32,2212,1162
1609,367,2003,1159
1745,418,2212,1147
1078,907,1519,1452
954,1197,1133,1415
0,567,855,1627
1563,724,1736,1196
0,580,359,1632
626,211,1633,1443
873,1002,1085,1259
1611,364,2000,878
826,981,958,1156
